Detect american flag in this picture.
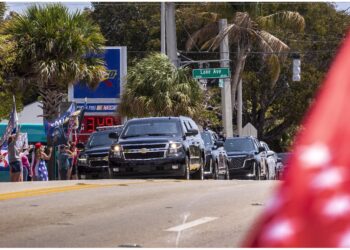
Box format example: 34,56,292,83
37,160,48,181
243,31,350,247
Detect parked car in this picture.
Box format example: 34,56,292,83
276,152,292,180
108,116,206,179
224,136,268,180
77,125,123,179
260,141,278,180
200,130,229,179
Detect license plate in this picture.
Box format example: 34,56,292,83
80,174,86,179
113,168,119,172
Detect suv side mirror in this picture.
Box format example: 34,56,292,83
185,129,199,137
214,141,224,148
76,143,85,150
258,146,265,153
109,132,119,139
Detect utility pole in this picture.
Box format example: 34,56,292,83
161,2,166,54
219,19,233,137
237,79,242,136
165,2,178,67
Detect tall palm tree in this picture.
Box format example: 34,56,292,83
186,10,305,113
4,3,106,121
118,53,203,118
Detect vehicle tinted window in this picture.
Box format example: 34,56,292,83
87,133,114,148
121,120,182,138
224,138,255,152
201,132,213,146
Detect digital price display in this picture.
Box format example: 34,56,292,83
81,116,121,133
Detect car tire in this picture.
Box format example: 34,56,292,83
265,167,270,180
183,156,190,180
254,163,261,181
213,161,219,180
225,162,230,180
193,157,204,180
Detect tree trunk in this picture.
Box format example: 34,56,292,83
39,83,65,180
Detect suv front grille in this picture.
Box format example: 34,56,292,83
122,143,167,160
124,151,165,160
90,160,108,167
230,157,246,168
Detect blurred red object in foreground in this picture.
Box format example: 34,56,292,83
243,32,350,247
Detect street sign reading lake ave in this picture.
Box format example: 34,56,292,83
192,67,230,79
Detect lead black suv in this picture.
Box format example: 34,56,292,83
224,136,268,180
77,126,123,179
108,116,206,179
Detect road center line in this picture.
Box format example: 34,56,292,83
0,180,185,201
166,217,218,232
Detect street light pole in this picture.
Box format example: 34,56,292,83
161,2,166,54
237,78,242,136
165,2,178,67
219,19,233,137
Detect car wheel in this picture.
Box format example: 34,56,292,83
254,163,261,181
213,161,219,180
265,167,270,180
225,162,230,180
183,156,190,180
193,157,204,180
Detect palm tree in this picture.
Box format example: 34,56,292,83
186,10,305,114
4,3,106,121
118,53,203,119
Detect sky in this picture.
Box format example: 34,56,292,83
5,1,350,15
5,2,92,16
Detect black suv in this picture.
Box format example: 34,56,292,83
108,116,206,179
200,130,229,179
224,136,268,180
77,126,123,179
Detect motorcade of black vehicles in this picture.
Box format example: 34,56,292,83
224,136,268,180
200,130,229,179
77,125,123,179
108,116,206,179
260,141,278,180
276,152,292,180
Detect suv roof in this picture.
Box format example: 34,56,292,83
226,136,257,140
127,116,193,122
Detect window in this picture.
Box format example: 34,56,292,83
121,120,182,138
224,138,255,152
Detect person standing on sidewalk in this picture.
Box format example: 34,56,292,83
32,143,52,181
58,145,70,180
8,129,22,182
20,148,30,181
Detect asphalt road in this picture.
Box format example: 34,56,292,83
0,179,279,247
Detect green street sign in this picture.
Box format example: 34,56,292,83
192,68,231,79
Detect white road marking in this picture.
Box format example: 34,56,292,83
175,213,190,247
166,217,218,232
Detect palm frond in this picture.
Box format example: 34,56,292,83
255,30,290,61
185,22,218,51
266,55,280,88
257,11,305,32
205,22,245,51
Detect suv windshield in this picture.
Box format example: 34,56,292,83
87,133,115,148
121,120,182,139
224,138,255,152
201,132,213,146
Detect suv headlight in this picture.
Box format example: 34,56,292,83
110,144,122,158
168,142,183,156
78,154,88,165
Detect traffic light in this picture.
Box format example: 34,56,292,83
292,58,301,82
